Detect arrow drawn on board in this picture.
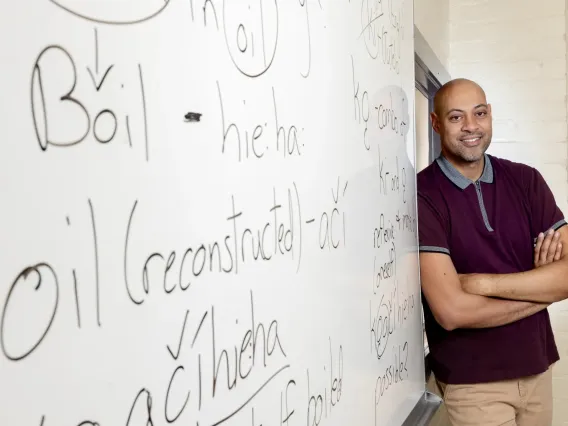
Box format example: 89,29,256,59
86,28,114,91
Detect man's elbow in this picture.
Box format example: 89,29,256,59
433,308,460,331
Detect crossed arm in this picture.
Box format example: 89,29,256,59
461,226,568,303
421,229,566,331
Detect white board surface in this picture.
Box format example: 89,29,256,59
0,1,424,425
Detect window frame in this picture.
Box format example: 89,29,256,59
413,26,450,164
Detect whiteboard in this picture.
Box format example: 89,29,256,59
0,1,425,425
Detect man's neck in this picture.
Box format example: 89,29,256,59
443,152,485,181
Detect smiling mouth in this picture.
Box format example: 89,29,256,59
461,136,482,147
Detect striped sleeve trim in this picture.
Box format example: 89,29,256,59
551,219,568,231
533,219,568,245
419,245,450,255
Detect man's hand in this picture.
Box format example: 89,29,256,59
534,229,562,267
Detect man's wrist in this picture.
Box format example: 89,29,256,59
460,273,495,297
476,274,495,296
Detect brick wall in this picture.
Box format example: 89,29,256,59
449,1,568,423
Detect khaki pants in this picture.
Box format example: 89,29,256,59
436,366,553,426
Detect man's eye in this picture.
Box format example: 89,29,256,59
477,111,487,116
449,116,460,121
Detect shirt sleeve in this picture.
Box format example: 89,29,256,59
418,193,450,255
527,167,566,238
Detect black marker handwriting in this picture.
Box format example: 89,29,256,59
375,92,407,136
124,189,301,304
316,178,347,250
378,147,404,197
359,0,401,73
125,388,154,426
88,199,101,327
161,291,289,424
203,0,219,29
372,241,395,296
370,279,415,360
48,0,171,25
86,28,114,91
31,45,90,150
211,291,287,398
299,0,312,78
217,82,303,162
1,263,59,361
281,379,296,424
31,45,149,159
222,0,279,78
87,63,114,91
351,56,370,151
167,309,190,360
306,338,344,426
165,366,190,423
211,365,290,425
138,64,149,161
73,269,81,328
374,213,395,250
374,342,409,418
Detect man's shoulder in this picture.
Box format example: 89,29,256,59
417,160,440,192
489,154,536,179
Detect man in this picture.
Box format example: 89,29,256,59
418,78,568,425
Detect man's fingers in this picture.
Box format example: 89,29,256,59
534,232,545,265
539,229,554,264
547,231,561,262
555,242,563,261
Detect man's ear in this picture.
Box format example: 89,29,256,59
487,103,492,116
431,112,441,134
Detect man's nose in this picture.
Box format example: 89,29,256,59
461,114,479,132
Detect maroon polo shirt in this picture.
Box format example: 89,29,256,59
418,154,565,384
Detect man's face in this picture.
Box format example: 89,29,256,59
431,82,492,163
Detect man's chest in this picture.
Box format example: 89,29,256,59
445,183,534,273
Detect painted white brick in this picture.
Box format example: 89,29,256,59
451,16,566,42
450,38,566,63
451,59,566,81
451,0,565,23
491,119,567,143
486,79,565,105
487,141,567,164
490,100,567,123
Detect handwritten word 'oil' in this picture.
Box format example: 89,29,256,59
223,0,279,78
1,200,102,362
